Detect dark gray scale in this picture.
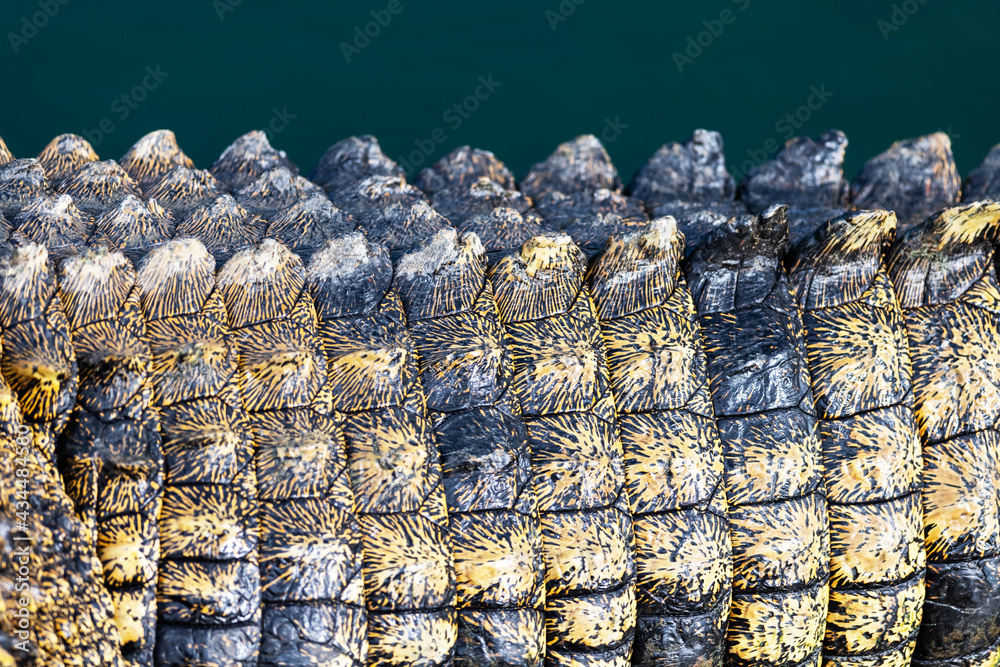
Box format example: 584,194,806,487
135,238,262,667
94,195,175,265
36,133,100,191
210,130,298,192
414,145,516,195
394,228,546,667
174,194,267,265
306,232,458,667
216,240,368,667
586,217,733,667
118,130,195,194
851,132,961,234
519,134,622,201
264,193,356,265
145,166,225,219
737,130,850,244
534,188,649,257
308,134,404,195
58,160,143,218
886,201,1000,667
0,249,123,666
0,242,79,474
0,159,53,219
56,244,164,667
329,175,448,259
10,194,93,260
788,210,926,667
683,205,829,667
488,232,638,667
430,177,544,260
963,144,1000,202
232,166,324,220
626,129,746,252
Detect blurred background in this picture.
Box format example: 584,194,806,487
0,0,996,181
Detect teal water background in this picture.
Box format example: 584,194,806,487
1,0,997,184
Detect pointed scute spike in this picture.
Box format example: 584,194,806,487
519,231,585,278
414,145,515,195
306,231,393,319
233,166,324,220
520,134,621,200
145,166,223,217
210,130,298,191
396,226,483,280
0,240,55,327
627,128,734,205
963,143,1000,202
135,237,215,320
307,134,403,193
850,132,961,233
174,194,266,265
787,209,897,310
0,136,13,165
0,159,53,218
59,160,142,215
928,200,1000,248
394,226,486,321
56,243,134,330
119,129,195,192
587,215,683,320
217,238,303,328
10,194,91,257
94,193,175,264
36,133,100,188
264,193,357,263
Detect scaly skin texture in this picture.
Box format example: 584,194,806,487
0,326,124,665
135,238,262,667
587,217,733,667
118,130,195,194
35,133,99,191
217,239,368,667
395,228,546,667
684,205,830,667
57,245,164,667
886,201,1000,667
788,210,926,667
0,242,78,477
210,131,299,192
489,232,637,667
626,129,746,253
307,232,457,667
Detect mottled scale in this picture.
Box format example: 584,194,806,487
10,194,92,260
173,194,266,265
587,217,732,667
0,332,124,665
36,133,99,190
415,145,516,195
233,167,324,220
0,159,51,219
307,232,457,667
684,206,829,667
519,135,622,202
886,201,1000,666
0,242,78,471
788,209,926,667
535,188,648,257
56,244,164,666
489,233,636,666
118,130,195,193
135,238,262,666
145,166,224,219
210,130,298,192
264,193,356,264
395,229,546,667
217,239,368,666
308,135,404,195
58,160,143,217
94,195,175,265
